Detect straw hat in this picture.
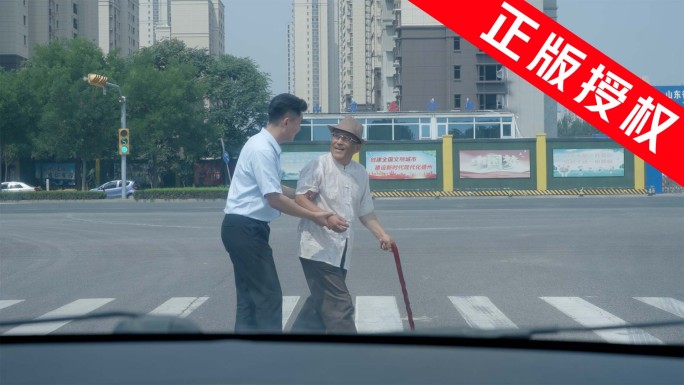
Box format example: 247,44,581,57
328,116,364,144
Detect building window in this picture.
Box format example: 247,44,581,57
477,94,503,110
73,3,78,14
475,117,500,138
23,15,26,25
478,65,503,81
453,37,461,51
453,65,461,80
453,95,461,109
24,35,27,46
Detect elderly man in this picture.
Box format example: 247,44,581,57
292,116,394,333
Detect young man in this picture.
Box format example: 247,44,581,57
292,116,394,333
221,93,334,333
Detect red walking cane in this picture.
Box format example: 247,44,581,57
391,242,415,331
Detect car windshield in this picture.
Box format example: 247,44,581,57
0,0,682,356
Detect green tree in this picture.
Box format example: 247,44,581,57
125,44,212,187
205,55,271,156
0,70,31,181
4,37,272,189
145,39,213,77
20,38,119,190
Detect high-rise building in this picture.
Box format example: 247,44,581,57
290,0,397,113
0,0,139,70
0,0,30,70
290,0,338,113
369,0,399,112
394,0,558,137
338,0,367,111
139,0,171,48
80,0,140,56
139,0,224,55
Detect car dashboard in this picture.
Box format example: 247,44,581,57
1,332,682,384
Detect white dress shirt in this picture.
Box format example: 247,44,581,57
224,129,283,222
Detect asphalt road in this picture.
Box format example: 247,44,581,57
1,195,682,343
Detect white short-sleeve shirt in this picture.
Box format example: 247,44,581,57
296,153,374,269
224,129,283,222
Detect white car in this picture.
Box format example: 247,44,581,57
0,181,41,192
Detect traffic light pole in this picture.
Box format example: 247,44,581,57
84,74,128,199
120,95,127,199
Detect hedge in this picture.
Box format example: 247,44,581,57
133,187,228,201
0,187,229,201
0,191,105,201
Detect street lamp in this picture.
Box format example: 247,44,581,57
84,73,128,199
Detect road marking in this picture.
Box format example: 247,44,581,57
540,297,662,345
0,300,24,311
282,296,300,330
65,215,207,229
385,225,544,232
634,297,684,318
355,296,404,333
149,297,209,318
448,296,518,330
3,298,115,336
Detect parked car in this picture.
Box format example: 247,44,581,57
0,181,41,192
90,180,138,199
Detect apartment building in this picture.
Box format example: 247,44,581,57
138,0,171,48
139,0,224,55
1,0,225,72
369,0,399,112
394,0,558,137
0,0,139,70
0,0,30,70
289,0,338,113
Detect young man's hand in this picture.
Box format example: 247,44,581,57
312,211,335,227
326,214,349,233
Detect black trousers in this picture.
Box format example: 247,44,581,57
221,214,282,333
291,244,356,334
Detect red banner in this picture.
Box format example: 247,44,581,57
408,0,683,186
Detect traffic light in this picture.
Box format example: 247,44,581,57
118,128,130,156
87,73,108,88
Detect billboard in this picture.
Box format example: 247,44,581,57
552,148,624,178
35,163,76,187
367,151,437,180
281,152,327,180
459,150,531,179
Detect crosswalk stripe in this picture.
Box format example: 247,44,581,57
0,300,24,311
282,296,300,330
355,296,404,333
3,298,115,336
634,297,684,318
540,297,663,345
149,297,209,318
448,296,518,330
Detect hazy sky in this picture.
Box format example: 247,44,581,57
225,0,684,97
